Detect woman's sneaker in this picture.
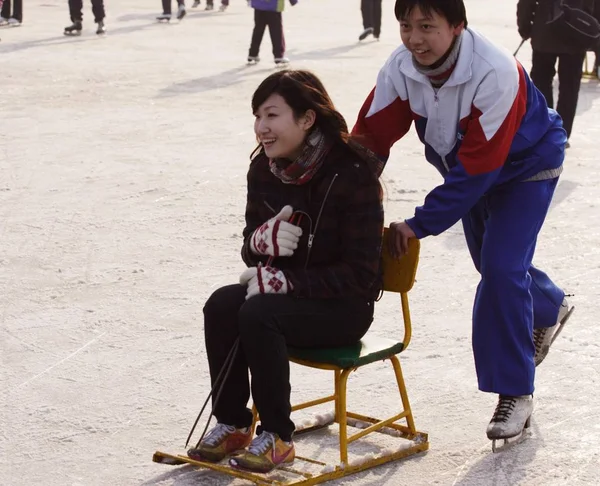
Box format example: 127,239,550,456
187,423,251,462
229,431,294,473
534,298,574,366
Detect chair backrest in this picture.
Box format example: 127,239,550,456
381,228,420,294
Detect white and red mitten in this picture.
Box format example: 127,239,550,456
250,205,302,257
239,265,290,300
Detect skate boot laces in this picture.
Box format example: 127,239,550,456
203,423,236,447
491,396,517,423
533,327,549,353
248,431,276,456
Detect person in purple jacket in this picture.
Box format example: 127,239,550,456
247,0,297,66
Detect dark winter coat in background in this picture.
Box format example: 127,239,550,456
241,142,384,301
517,0,600,54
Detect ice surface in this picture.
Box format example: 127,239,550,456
1,1,599,485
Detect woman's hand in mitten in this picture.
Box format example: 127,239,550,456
250,205,302,257
239,264,290,300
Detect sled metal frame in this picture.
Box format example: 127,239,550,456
153,230,429,484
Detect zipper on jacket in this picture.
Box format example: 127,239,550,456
305,173,338,268
431,89,451,173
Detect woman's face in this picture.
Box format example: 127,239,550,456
399,6,463,66
254,93,314,160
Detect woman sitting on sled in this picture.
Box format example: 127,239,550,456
187,69,384,473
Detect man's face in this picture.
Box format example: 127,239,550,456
399,6,464,66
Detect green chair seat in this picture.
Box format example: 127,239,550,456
288,335,405,369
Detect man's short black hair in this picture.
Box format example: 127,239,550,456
394,0,468,28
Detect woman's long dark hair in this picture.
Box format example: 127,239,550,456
250,69,382,177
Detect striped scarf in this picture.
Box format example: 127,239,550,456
269,128,333,185
413,32,463,89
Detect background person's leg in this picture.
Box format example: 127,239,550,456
69,0,84,22
12,0,22,22
248,9,268,58
556,52,586,139
267,11,285,59
91,0,105,22
531,50,558,109
372,0,382,38
1,1,10,20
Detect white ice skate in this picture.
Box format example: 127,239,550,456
177,4,187,20
247,56,260,65
218,4,228,11
96,20,106,35
274,57,290,68
534,297,574,367
192,0,201,7
64,21,83,36
486,395,533,453
156,13,171,22
358,27,374,41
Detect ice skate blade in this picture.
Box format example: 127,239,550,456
491,428,530,453
490,417,531,453
551,305,575,346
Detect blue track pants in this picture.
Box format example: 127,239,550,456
462,177,565,396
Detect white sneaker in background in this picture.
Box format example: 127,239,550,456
8,18,21,26
0,17,9,27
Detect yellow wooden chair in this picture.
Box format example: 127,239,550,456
153,230,429,485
